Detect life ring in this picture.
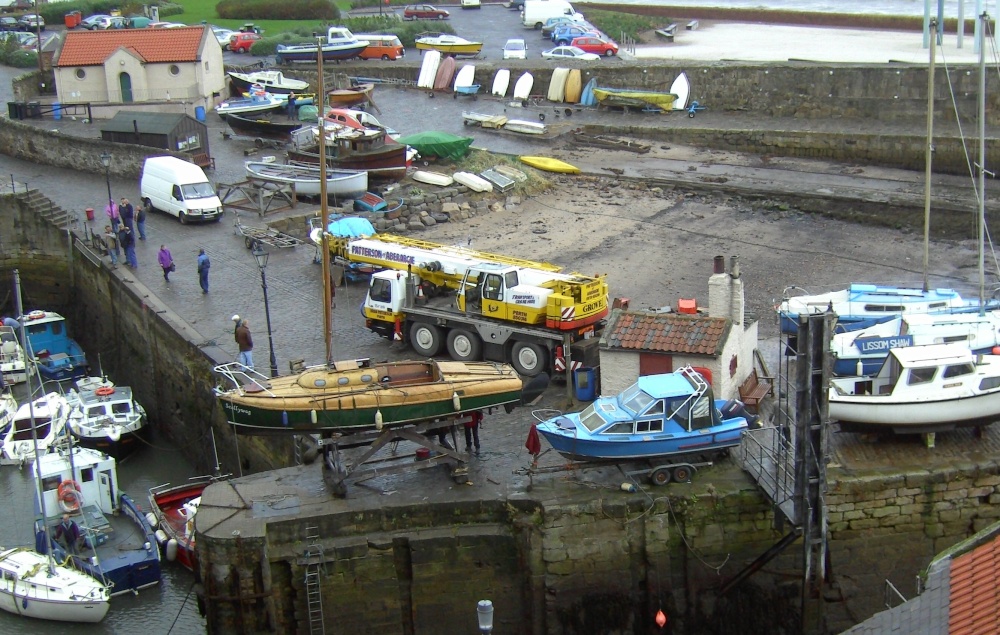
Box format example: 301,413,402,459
27,310,44,320
58,480,82,513
95,386,115,397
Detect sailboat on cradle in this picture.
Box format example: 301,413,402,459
0,270,110,623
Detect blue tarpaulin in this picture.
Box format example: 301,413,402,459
327,216,375,237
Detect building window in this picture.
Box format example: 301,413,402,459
204,61,209,71
75,68,86,80
169,64,180,76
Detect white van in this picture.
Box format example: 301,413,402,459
139,156,223,224
522,0,581,29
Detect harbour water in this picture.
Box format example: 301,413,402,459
0,384,206,634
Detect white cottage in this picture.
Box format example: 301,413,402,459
54,26,224,113
598,256,762,400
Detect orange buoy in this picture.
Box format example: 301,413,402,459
95,386,115,397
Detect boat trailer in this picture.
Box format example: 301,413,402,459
318,413,480,497
516,450,715,491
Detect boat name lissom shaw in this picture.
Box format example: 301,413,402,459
856,335,914,354
350,245,415,264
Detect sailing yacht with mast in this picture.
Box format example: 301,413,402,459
0,270,110,623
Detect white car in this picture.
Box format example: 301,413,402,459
212,27,235,49
541,45,600,61
502,38,526,60
461,0,481,8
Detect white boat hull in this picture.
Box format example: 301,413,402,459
1,393,70,465
0,547,109,623
829,388,1000,431
412,170,454,186
453,171,493,192
246,163,368,197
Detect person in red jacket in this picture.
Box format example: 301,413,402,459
465,411,483,456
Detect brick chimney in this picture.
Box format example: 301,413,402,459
708,255,745,326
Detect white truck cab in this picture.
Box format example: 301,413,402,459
522,0,581,29
139,156,223,224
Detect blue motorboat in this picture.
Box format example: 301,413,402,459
536,367,750,461
831,310,1000,376
19,310,88,381
33,445,161,597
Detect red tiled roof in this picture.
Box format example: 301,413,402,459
601,309,729,356
57,26,207,67
949,537,1000,635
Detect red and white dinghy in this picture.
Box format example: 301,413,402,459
148,479,213,572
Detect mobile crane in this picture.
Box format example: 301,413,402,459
320,232,608,377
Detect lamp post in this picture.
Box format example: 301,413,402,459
252,246,279,377
476,600,494,634
99,151,113,221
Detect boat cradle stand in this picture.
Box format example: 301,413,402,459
218,179,297,218
319,416,472,497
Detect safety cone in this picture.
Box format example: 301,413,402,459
415,285,426,304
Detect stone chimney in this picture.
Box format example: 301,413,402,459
707,255,745,326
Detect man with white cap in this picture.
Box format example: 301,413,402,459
232,314,254,370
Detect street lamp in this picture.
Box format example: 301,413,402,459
477,600,494,634
99,152,113,222
252,246,279,378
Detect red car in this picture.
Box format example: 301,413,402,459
571,36,618,57
229,32,261,54
402,4,449,20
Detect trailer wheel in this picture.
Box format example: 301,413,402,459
511,342,545,377
672,465,693,483
447,329,482,361
650,467,671,486
410,323,443,357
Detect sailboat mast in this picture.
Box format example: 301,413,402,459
923,19,936,292
13,270,54,574
977,12,987,315
317,35,333,365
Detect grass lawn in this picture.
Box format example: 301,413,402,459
166,0,356,37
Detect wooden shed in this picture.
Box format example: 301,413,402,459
100,111,212,166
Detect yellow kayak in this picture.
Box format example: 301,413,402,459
519,156,580,174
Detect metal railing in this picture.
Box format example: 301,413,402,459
738,425,796,509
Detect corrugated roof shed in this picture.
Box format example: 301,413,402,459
56,26,206,67
101,111,190,135
600,308,729,356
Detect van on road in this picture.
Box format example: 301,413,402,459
139,156,223,225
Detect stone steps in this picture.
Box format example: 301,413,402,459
18,189,74,230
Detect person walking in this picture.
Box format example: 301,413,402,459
104,224,119,267
197,248,210,293
287,92,297,120
119,197,135,233
119,225,137,268
134,200,147,241
106,200,120,232
464,410,483,456
235,318,254,369
157,244,174,281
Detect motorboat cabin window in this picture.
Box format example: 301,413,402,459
80,467,94,483
907,366,937,385
369,278,392,303
578,403,606,432
483,274,503,301
941,335,970,344
181,183,216,200
111,402,131,415
606,421,634,434
942,363,975,379
12,418,50,440
666,394,714,431
337,377,350,386
928,302,948,309
620,384,654,415
980,376,1000,390
636,418,664,433
864,304,904,312
86,405,106,418
505,271,519,289
360,374,374,383
42,475,60,493
643,400,664,416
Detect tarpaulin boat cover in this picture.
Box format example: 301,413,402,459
327,216,376,237
395,131,474,161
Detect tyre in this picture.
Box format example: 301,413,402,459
178,212,188,225
410,323,442,357
671,465,692,483
510,341,546,376
650,467,671,486
447,329,482,362
605,49,615,57
382,54,390,60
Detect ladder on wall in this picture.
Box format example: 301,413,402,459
304,525,326,635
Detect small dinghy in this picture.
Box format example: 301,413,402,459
412,170,455,187
519,156,581,174
246,161,368,197
453,171,493,193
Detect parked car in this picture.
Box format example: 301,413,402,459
540,15,587,38
540,45,599,61
229,32,261,53
506,0,525,9
212,27,235,49
94,16,127,29
0,16,17,30
571,35,618,57
79,14,110,30
502,38,526,60
0,29,30,44
17,14,43,31
461,0,481,7
149,21,186,28
552,24,600,45
127,15,152,28
402,4,449,20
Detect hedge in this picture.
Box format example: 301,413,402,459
216,0,340,20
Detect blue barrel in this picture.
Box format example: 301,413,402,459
52,103,61,120
573,367,596,401
194,106,206,122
